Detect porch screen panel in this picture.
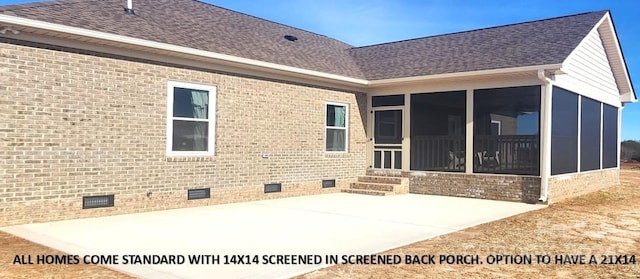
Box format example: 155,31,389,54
551,87,578,175
602,104,618,169
580,97,601,171
473,86,540,175
410,91,466,172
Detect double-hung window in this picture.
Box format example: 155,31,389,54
167,81,216,156
325,102,348,152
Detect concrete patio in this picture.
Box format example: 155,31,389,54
1,193,545,278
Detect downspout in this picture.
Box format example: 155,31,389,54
537,70,552,202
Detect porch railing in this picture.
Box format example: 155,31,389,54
411,135,465,171
474,135,539,175
410,135,540,175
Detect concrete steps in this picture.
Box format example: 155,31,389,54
341,175,409,196
342,188,389,196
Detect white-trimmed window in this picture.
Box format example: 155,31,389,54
325,102,348,152
166,81,216,156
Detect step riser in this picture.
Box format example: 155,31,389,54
366,169,403,176
357,176,402,184
341,189,388,196
350,182,394,192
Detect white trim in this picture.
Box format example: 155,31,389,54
576,95,582,172
538,70,553,202
370,106,405,111
600,102,604,169
368,64,564,86
325,101,349,153
402,93,411,171
598,13,636,102
617,106,622,169
166,80,217,157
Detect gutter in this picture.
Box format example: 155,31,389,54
537,70,553,202
369,64,564,86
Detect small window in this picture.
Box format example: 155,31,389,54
167,81,216,156
325,102,349,152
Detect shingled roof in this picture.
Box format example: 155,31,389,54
0,0,366,78
350,11,608,80
0,0,608,81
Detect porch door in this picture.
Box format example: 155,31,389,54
373,109,403,169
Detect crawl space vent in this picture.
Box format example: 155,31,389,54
82,195,115,209
322,179,336,188
264,183,282,193
187,188,211,200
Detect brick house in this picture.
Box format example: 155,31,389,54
0,0,635,226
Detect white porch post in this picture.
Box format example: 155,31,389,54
600,103,604,169
366,93,373,169
465,89,474,173
539,73,553,202
577,96,582,172
402,93,411,172
617,106,623,184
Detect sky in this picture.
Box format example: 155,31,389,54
1,0,638,139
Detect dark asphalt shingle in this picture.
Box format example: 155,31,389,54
349,11,607,80
0,0,607,81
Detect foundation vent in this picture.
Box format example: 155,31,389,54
264,183,282,193
322,179,336,188
187,188,211,200
82,195,115,209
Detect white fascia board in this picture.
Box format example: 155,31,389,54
0,14,369,85
600,13,636,103
368,64,564,86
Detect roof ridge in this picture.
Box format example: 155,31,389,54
192,0,354,48
350,10,609,50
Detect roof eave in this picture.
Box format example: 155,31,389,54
367,64,564,87
0,14,369,86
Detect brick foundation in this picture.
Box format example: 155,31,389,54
408,172,541,203
547,168,619,203
1,180,352,226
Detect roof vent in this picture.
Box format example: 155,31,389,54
124,0,135,14
284,35,298,42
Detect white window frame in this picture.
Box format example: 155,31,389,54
166,81,217,157
325,102,349,153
